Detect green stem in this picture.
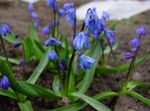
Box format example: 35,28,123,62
0,35,8,62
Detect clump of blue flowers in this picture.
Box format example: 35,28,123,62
0,1,149,111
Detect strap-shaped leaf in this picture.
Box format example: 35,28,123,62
27,48,50,84
48,91,118,111
15,81,60,99
127,90,150,106
71,92,111,111
3,34,20,43
0,56,19,65
28,24,40,42
18,100,33,111
0,89,17,100
77,41,101,94
127,81,150,90
95,51,148,75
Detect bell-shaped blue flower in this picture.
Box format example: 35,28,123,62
28,3,33,12
129,38,140,51
65,8,76,28
79,55,95,70
44,38,61,46
33,21,39,28
102,11,109,21
19,59,26,67
48,50,58,61
105,29,116,45
47,0,56,8
136,26,147,36
63,2,74,9
73,32,90,51
15,34,20,38
31,12,39,19
13,42,21,48
124,52,133,60
58,9,65,16
42,25,50,35
0,76,9,90
85,8,104,39
0,23,11,37
59,58,67,71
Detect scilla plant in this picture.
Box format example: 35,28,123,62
0,0,149,111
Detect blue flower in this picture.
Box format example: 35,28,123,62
28,3,33,12
102,11,109,21
124,52,133,60
59,58,67,71
0,23,11,37
19,59,26,67
63,2,74,9
58,9,65,16
13,42,21,48
44,38,61,46
136,26,147,36
79,55,95,70
73,32,90,51
15,34,20,38
65,8,76,28
51,19,58,27
0,76,9,90
42,25,50,35
47,0,56,8
105,29,116,45
33,21,39,28
85,8,104,39
57,83,61,90
31,12,39,19
129,38,140,51
48,50,58,61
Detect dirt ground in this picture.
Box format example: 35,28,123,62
0,0,149,111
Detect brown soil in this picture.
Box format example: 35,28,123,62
0,1,150,111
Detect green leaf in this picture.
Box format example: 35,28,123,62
71,92,111,111
0,88,17,100
127,81,150,90
77,41,102,94
23,38,33,62
0,56,19,65
48,91,118,111
127,90,150,106
15,81,60,99
27,48,50,84
3,34,20,43
104,44,118,54
96,51,148,75
18,100,33,111
28,24,40,42
52,75,62,97
0,60,17,89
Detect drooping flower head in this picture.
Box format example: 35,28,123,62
28,2,33,12
59,58,67,71
58,9,65,16
48,50,58,61
33,21,39,28
129,38,140,51
102,11,109,21
64,2,74,9
19,59,26,67
0,76,9,90
136,26,147,36
42,25,50,35
31,11,39,19
47,0,56,8
65,8,76,28
105,29,116,45
44,38,61,46
73,32,90,51
124,52,133,60
0,23,11,37
79,55,95,70
13,42,21,48
85,8,104,39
